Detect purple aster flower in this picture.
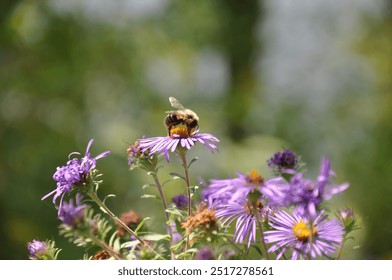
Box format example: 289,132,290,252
195,247,215,260
264,210,344,260
267,149,299,173
27,239,48,259
203,170,288,207
58,194,88,227
172,194,188,210
42,139,110,214
214,196,275,247
137,128,219,162
262,157,349,218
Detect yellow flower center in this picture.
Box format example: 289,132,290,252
246,170,264,187
292,221,317,242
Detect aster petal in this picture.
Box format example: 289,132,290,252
85,139,94,156
171,139,180,152
95,150,111,160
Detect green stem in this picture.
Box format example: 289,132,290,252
151,172,176,260
307,220,314,260
336,237,346,260
178,150,192,253
253,207,270,260
87,190,164,259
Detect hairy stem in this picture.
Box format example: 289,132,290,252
87,190,164,259
336,237,346,260
253,207,270,260
178,150,192,254
151,172,176,260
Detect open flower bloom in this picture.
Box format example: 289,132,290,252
42,139,110,214
264,210,344,259
137,128,219,162
262,157,349,218
203,170,288,207
214,196,275,247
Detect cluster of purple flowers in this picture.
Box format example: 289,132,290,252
32,98,355,261
41,139,110,215
202,149,349,259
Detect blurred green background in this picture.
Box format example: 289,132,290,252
1,0,391,260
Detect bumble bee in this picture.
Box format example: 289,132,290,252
164,97,199,137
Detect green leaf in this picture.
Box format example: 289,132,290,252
141,194,159,200
134,217,150,234
251,244,264,257
142,183,156,189
169,172,186,181
103,194,116,204
141,234,170,241
176,248,198,259
161,177,177,187
165,208,186,217
109,231,118,248
121,240,140,249
187,157,199,168
171,239,185,251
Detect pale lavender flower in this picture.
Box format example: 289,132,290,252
214,196,275,247
262,157,349,218
264,210,344,260
58,194,88,227
138,129,219,162
27,239,48,259
203,170,288,207
42,139,110,214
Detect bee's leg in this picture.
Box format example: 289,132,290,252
187,125,196,137
167,126,172,137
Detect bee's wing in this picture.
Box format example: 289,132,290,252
169,97,185,110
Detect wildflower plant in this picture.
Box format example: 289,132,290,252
32,97,360,260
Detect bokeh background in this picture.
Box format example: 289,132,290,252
1,0,391,260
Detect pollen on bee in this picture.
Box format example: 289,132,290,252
169,125,195,138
